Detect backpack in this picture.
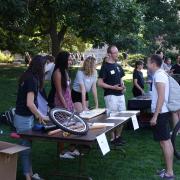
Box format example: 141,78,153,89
0,108,15,129
166,74,180,112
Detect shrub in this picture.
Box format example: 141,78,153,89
0,51,14,63
119,53,146,67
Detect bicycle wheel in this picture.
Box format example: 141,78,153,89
171,120,180,159
49,108,89,135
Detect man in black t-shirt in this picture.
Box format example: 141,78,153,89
98,45,126,146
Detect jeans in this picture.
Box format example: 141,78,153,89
14,114,34,176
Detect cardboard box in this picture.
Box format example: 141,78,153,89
0,141,29,180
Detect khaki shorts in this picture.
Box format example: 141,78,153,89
104,95,126,112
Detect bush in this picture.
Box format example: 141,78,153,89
0,51,14,63
119,53,146,67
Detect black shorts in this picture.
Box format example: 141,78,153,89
152,112,171,141
71,89,89,103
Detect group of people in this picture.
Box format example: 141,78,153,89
13,45,180,180
131,50,180,180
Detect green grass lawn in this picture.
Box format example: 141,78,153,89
0,65,180,180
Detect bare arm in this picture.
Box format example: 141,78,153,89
92,82,98,108
154,82,165,117
53,70,67,108
27,92,48,124
150,82,165,126
79,83,87,110
98,78,123,91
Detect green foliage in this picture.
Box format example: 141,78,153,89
0,0,143,56
0,0,180,55
138,0,180,53
119,53,146,66
0,51,14,63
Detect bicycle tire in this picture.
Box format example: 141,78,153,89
49,108,89,136
171,120,180,159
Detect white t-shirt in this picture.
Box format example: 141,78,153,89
151,69,169,113
45,63,55,80
73,70,97,93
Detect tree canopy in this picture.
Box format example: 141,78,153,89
0,0,180,56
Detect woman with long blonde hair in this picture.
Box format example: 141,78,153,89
72,56,98,112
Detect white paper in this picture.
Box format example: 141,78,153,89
96,133,110,155
131,115,139,130
107,116,129,121
120,110,140,114
93,123,115,127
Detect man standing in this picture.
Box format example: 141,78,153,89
156,50,169,72
98,45,126,146
147,55,175,179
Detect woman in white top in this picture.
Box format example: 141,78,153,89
72,56,98,113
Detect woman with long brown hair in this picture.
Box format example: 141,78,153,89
72,56,98,112
14,55,48,180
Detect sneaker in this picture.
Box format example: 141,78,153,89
110,139,117,145
156,169,166,178
162,173,175,180
59,152,75,159
69,149,80,156
31,173,44,180
110,139,123,146
115,137,126,145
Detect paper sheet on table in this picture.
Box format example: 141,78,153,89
107,116,129,121
120,110,140,114
131,115,139,130
96,133,110,155
93,123,115,127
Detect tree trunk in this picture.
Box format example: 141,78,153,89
50,23,60,57
50,23,67,57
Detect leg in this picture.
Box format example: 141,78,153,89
116,95,126,139
160,140,174,176
74,102,83,113
14,114,34,178
115,125,123,138
172,112,179,128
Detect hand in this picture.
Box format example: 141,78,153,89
38,115,49,125
113,85,124,91
150,116,157,126
83,107,89,111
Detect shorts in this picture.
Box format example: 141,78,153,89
152,112,171,141
71,89,89,103
104,95,126,112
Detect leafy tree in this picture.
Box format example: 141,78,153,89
0,0,143,56
137,0,180,53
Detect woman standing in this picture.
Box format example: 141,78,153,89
132,60,145,97
48,51,79,159
72,56,98,113
49,51,73,111
14,55,47,180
